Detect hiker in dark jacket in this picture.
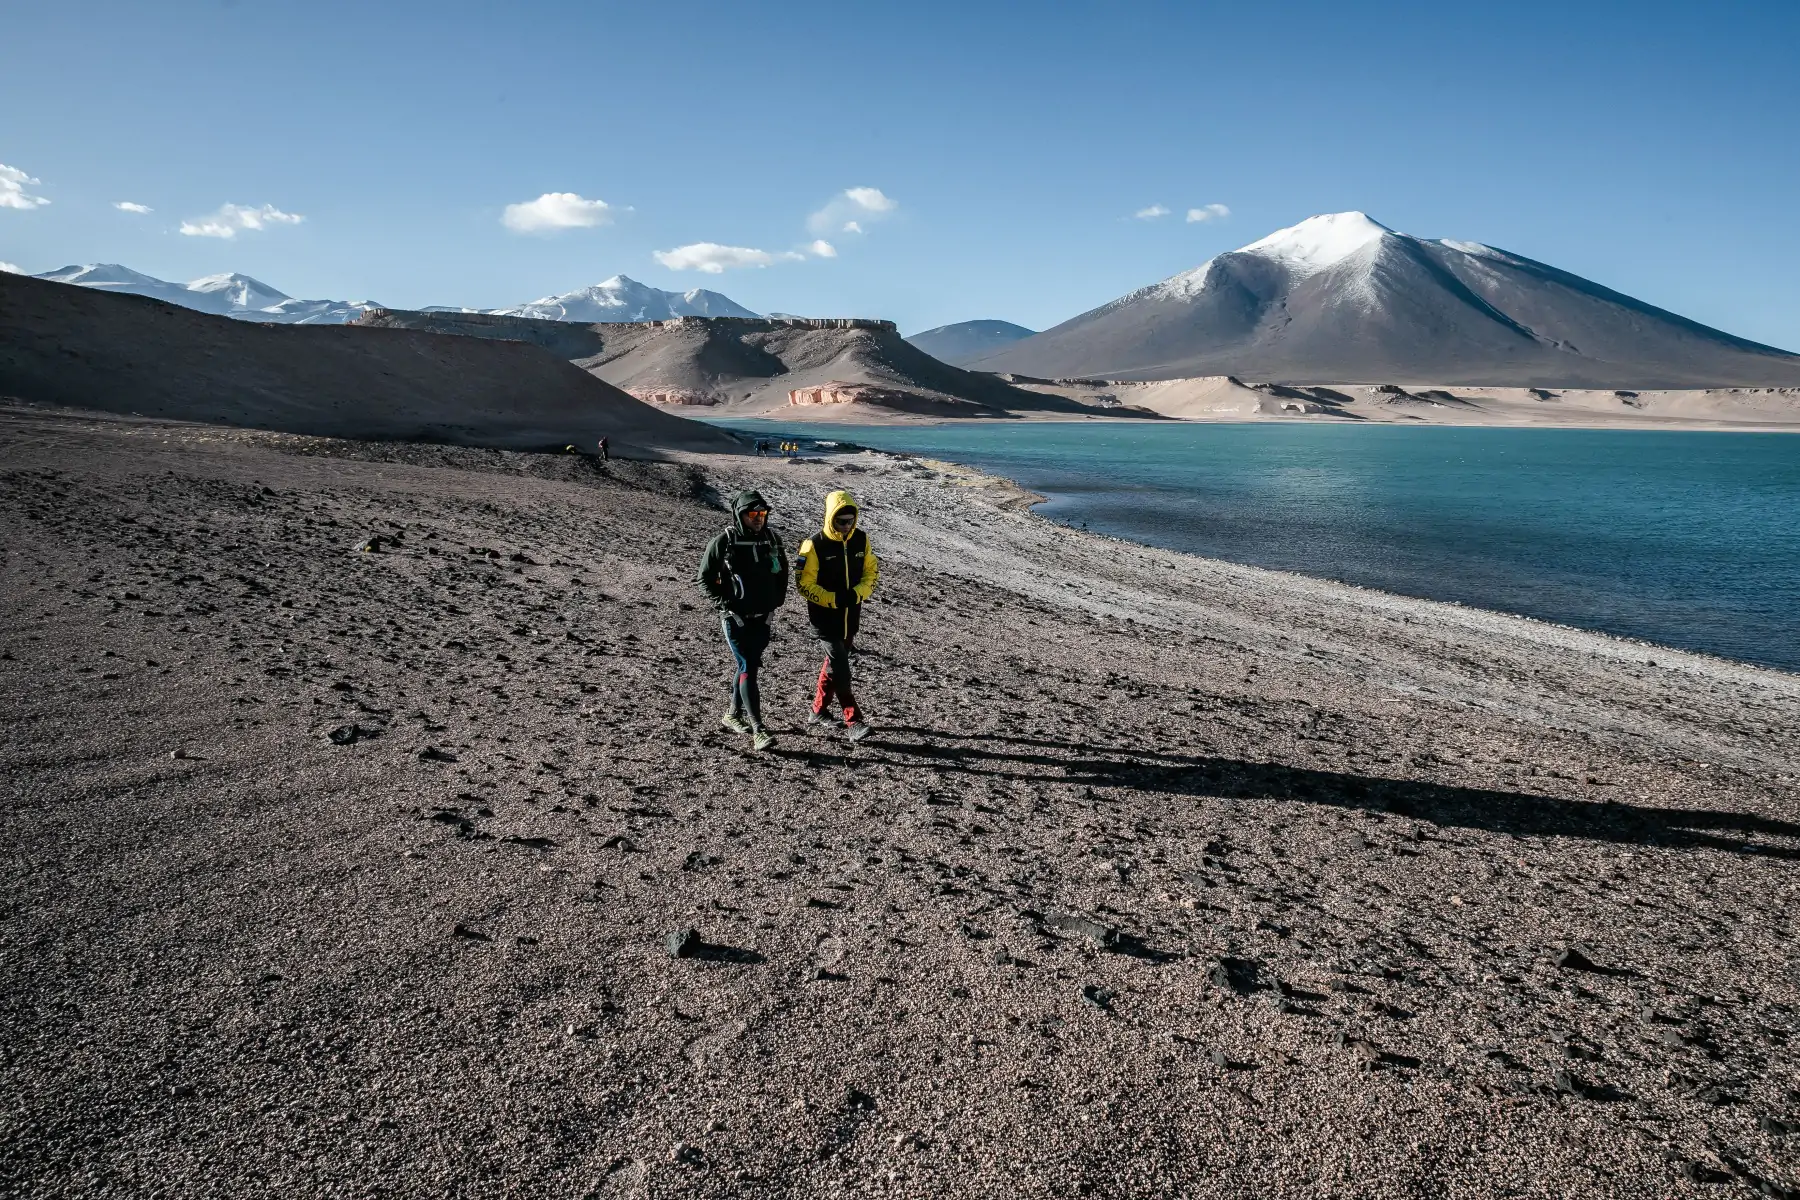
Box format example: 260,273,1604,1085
696,489,789,750
795,489,879,742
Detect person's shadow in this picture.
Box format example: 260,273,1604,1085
784,726,1800,861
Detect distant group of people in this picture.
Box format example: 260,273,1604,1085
566,437,611,461
695,488,878,751
752,439,800,458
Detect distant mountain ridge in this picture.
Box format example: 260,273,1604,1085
36,266,759,328
484,275,759,322
906,319,1037,367
32,264,379,325
972,212,1800,388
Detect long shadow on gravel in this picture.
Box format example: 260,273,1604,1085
819,728,1800,861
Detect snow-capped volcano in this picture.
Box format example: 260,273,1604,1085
489,275,758,322
975,213,1800,388
33,264,379,325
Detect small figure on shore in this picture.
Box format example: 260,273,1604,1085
796,490,879,741
697,490,788,751
597,436,610,462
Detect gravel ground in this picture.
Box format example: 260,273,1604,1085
3,403,1798,1199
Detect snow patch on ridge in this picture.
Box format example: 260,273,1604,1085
1437,239,1508,261
1140,258,1218,304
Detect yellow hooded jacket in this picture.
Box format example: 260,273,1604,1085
796,490,879,637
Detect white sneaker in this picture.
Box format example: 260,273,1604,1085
720,713,751,734
844,720,872,743
752,728,776,752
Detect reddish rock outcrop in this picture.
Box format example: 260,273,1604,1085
788,381,912,407
629,388,719,407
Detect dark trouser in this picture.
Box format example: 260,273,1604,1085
721,613,771,725
812,604,861,722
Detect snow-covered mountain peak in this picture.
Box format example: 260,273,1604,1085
186,272,290,310
1136,213,1401,307
1237,212,1396,276
38,263,169,288
494,276,758,322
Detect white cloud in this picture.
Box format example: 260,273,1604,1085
0,163,50,210
114,201,153,214
844,187,896,213
501,192,615,233
0,261,21,273
807,239,837,258
1134,204,1171,220
1187,203,1231,223
807,186,898,235
654,242,809,274
179,202,304,239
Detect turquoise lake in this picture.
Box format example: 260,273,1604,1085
712,421,1800,674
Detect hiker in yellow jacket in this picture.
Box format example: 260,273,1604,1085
795,490,879,741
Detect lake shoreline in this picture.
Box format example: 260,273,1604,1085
705,420,1800,674
719,411,1800,432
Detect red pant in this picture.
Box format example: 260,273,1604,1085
813,637,856,722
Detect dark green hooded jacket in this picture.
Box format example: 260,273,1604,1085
696,489,789,617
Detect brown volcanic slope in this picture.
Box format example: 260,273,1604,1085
360,310,1112,419
0,273,736,453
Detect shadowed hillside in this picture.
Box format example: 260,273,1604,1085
0,273,736,453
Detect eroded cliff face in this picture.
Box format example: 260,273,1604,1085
787,382,911,407
628,388,721,407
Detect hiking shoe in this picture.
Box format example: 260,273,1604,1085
720,712,752,734
752,728,776,752
806,709,838,728
844,720,872,743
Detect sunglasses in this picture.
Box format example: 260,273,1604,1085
832,511,858,524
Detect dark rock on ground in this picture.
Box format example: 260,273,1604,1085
1208,957,1262,995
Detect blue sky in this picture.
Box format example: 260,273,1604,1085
4,0,1798,347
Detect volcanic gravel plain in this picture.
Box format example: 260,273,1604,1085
3,401,1798,1199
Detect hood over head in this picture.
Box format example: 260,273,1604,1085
822,489,860,541
730,489,771,536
